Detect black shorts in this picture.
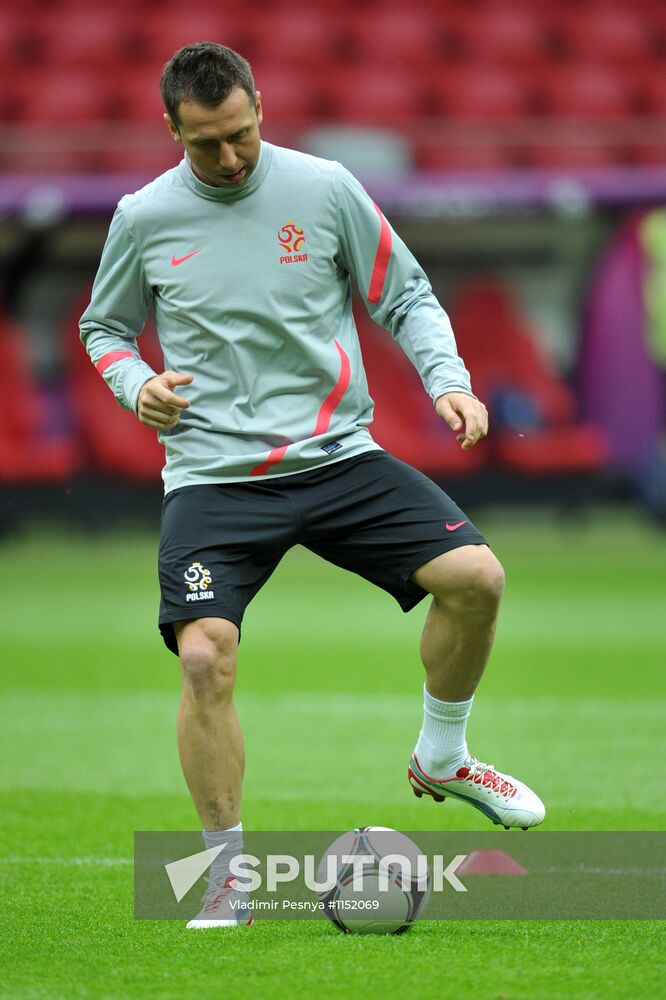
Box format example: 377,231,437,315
158,451,487,655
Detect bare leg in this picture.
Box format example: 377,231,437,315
411,545,505,701
174,617,243,830
408,546,545,827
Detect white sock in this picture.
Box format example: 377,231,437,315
413,686,474,777
203,822,243,884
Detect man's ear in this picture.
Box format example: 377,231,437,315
164,113,181,143
255,91,263,127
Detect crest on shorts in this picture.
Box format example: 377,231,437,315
184,561,212,592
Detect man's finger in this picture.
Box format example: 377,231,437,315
163,371,193,389
139,409,180,428
141,404,180,423
461,419,483,444
149,385,190,409
437,396,464,431
142,399,180,416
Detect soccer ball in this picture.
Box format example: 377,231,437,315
317,827,430,935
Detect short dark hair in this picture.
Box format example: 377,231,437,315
160,42,255,125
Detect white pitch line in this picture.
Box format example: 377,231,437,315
537,866,666,876
0,858,663,876
0,856,132,866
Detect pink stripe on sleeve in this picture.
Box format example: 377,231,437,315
95,350,134,374
367,202,392,305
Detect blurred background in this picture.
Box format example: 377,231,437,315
2,9,666,983
1,0,666,526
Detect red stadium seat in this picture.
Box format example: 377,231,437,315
33,8,145,69
553,5,654,65
447,5,553,65
433,65,533,119
353,303,487,477
0,9,36,66
114,68,168,123
524,143,620,169
637,64,666,115
247,10,345,67
142,11,249,63
325,67,426,124
630,144,666,167
250,63,327,124
340,10,444,68
0,312,79,483
537,65,635,118
448,281,609,476
14,71,113,123
96,143,181,177
416,142,515,171
495,425,610,475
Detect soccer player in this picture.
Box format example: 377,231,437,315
80,42,545,928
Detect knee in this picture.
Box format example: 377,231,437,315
431,546,505,615
177,619,239,702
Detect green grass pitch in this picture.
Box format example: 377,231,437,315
1,506,664,998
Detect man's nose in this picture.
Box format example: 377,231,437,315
219,144,238,169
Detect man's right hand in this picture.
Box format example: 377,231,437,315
137,371,193,429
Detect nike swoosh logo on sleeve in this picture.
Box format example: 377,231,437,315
171,250,203,266
445,520,468,531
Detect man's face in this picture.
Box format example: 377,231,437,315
165,86,263,188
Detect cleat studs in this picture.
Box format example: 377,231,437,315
503,825,510,830
521,826,529,831
432,793,445,802
412,788,423,798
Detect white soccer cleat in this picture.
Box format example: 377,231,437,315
186,875,253,929
408,753,545,829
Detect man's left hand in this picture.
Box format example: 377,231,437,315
435,392,488,451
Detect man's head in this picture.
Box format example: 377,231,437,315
161,42,263,188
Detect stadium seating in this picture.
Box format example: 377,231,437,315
536,64,635,118
638,64,666,114
524,143,621,170
415,142,516,172
247,9,346,67
429,64,535,118
31,8,145,69
13,71,113,124
445,4,554,66
552,5,655,66
250,63,327,124
340,10,444,68
141,11,249,64
447,281,609,476
324,67,426,124
1,0,665,170
353,303,487,477
0,311,79,483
